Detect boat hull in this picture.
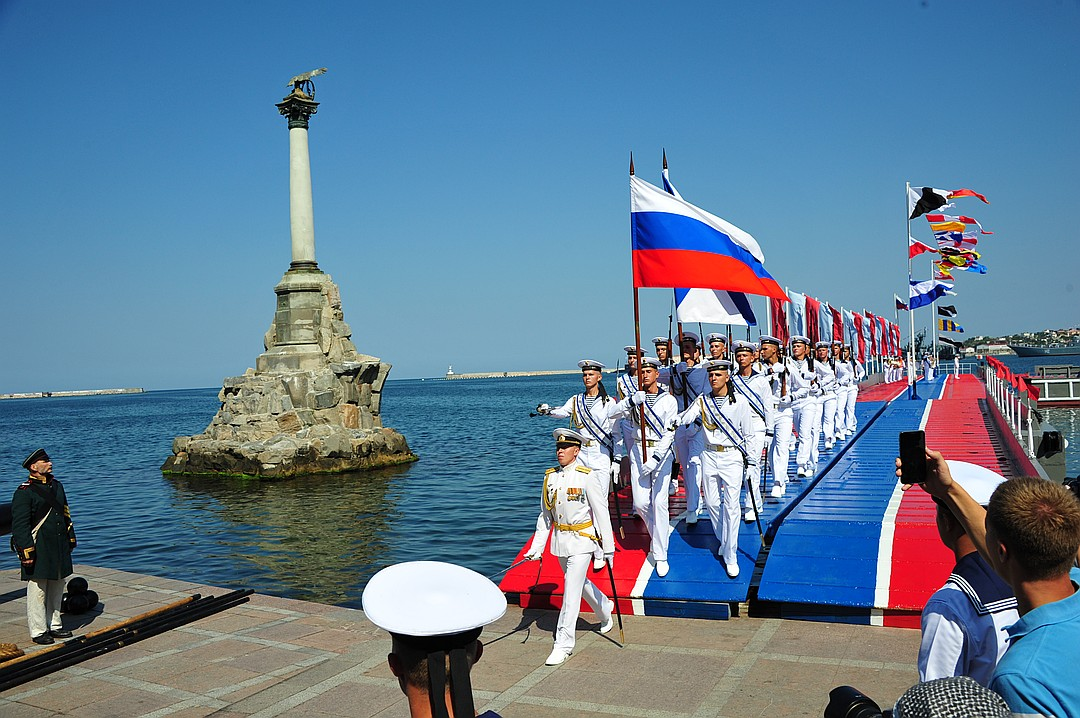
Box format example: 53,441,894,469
1009,344,1080,357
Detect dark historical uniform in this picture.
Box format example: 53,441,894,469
11,471,76,639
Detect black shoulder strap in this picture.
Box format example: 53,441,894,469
28,482,67,518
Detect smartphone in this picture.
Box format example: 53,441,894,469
898,430,927,484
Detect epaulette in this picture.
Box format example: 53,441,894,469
16,481,31,489
545,467,557,475
575,465,592,474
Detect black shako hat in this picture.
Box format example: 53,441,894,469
22,449,50,471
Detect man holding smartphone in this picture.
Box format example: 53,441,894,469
899,450,1080,717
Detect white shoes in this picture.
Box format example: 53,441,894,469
656,559,669,577
725,562,740,578
545,647,572,666
825,441,833,450
685,511,698,525
599,615,614,634
770,485,784,499
796,468,807,478
743,508,756,522
593,557,605,571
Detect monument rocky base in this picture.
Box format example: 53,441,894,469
161,268,417,479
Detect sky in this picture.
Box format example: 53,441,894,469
1,1,1078,391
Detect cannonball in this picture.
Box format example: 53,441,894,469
65,593,90,614
84,590,99,610
67,576,89,594
61,593,70,613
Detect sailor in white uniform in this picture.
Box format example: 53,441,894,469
731,341,771,521
835,344,864,439
611,356,678,577
788,336,820,483
814,341,839,452
705,333,729,361
653,336,675,386
759,335,795,498
668,333,708,519
524,429,615,666
535,359,618,570
675,359,754,578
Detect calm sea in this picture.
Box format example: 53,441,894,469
1,363,1076,608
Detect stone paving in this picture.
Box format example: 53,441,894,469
0,566,921,717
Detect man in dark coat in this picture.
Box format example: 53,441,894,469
11,449,76,644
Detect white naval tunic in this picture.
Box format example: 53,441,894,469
526,457,614,652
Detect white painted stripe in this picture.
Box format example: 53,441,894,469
937,375,948,399
873,400,933,609
869,607,884,627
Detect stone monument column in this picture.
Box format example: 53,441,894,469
161,70,415,478
278,88,319,271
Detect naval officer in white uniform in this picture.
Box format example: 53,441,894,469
524,429,615,666
731,341,771,521
611,356,679,577
675,359,754,578
787,336,820,484
814,341,839,453
668,333,708,518
759,335,795,499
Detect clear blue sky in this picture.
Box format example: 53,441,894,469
1,1,1077,391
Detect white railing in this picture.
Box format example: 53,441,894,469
982,365,1039,459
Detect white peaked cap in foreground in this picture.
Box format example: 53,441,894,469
362,561,506,638
943,461,1007,507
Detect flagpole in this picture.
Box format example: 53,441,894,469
907,182,919,399
630,154,648,461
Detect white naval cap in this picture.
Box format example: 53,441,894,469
831,339,844,346
678,332,700,344
814,341,831,349
623,345,638,355
553,428,587,446
732,340,755,354
362,561,507,640
703,358,733,371
943,461,1007,506
578,359,605,371
651,336,670,345
639,356,663,369
758,334,781,347
705,332,728,344
790,335,811,345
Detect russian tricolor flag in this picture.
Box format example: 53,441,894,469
630,176,787,300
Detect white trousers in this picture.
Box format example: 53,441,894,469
674,426,702,514
794,399,821,472
581,444,611,561
630,455,673,561
768,406,794,491
701,448,744,566
820,393,837,443
743,426,765,511
834,386,852,436
843,385,859,432
554,554,612,652
27,578,65,638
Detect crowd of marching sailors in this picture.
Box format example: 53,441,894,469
528,332,866,662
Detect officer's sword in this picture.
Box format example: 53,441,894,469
605,559,625,644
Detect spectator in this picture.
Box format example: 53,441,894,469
362,561,506,718
918,461,1018,686
905,451,1080,717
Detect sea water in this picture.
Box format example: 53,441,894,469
0,366,1076,607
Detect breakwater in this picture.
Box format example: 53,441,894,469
444,368,616,380
0,388,144,400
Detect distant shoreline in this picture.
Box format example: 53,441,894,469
0,388,144,400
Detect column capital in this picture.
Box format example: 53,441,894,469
276,89,320,130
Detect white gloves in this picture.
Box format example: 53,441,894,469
641,456,659,475
536,403,550,415
605,553,615,567
631,390,646,406
524,551,543,561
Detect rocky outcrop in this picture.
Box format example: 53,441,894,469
162,269,416,478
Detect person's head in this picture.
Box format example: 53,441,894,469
638,357,661,391
934,461,1006,553
623,345,638,373
814,342,830,361
22,449,52,478
706,333,728,358
732,341,754,371
652,337,670,362
578,360,604,392
553,429,584,467
759,336,781,362
842,346,852,362
985,477,1080,582
831,341,843,358
705,359,731,394
679,333,700,362
363,562,507,718
790,337,810,359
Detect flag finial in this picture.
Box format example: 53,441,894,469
629,152,635,176
662,148,668,170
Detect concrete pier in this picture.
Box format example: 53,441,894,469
0,565,919,717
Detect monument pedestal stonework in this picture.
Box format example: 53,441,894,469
162,268,416,478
